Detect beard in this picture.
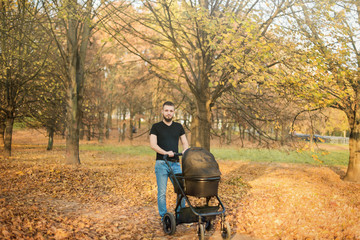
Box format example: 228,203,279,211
163,115,173,123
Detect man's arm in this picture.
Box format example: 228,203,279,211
180,134,189,154
149,134,174,157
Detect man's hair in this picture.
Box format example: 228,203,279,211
163,101,175,108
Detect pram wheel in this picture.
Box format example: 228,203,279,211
221,221,231,240
197,223,205,240
205,220,212,231
162,212,176,235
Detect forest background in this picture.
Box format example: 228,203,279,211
1,0,360,239
1,0,360,180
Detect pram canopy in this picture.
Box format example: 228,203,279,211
182,147,221,178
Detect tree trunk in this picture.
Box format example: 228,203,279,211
65,81,81,164
98,109,104,143
47,128,54,151
86,124,91,141
64,0,92,165
309,133,314,152
105,103,112,139
344,113,360,182
97,74,104,142
0,121,5,148
121,122,126,141
226,123,232,145
65,5,80,164
3,116,14,157
79,121,84,140
129,114,134,141
191,98,211,151
190,114,200,147
280,123,289,146
239,124,244,148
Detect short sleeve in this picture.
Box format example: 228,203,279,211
180,124,185,136
150,124,158,136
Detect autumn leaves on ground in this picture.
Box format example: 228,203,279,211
1,130,360,240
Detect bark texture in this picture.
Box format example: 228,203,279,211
344,110,360,182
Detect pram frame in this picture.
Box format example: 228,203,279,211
162,153,231,239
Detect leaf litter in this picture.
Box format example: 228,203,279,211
1,131,360,239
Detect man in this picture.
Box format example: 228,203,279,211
149,101,189,220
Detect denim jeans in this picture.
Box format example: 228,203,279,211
155,160,185,218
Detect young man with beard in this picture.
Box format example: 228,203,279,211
149,101,189,221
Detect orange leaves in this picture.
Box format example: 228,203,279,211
311,154,323,164
228,162,360,239
53,228,70,240
15,171,25,176
1,147,360,239
0,153,163,239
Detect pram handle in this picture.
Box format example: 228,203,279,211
163,152,182,160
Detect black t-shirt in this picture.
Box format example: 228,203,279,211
150,121,185,161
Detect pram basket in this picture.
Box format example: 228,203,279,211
173,174,220,198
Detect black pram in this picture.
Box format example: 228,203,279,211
162,147,231,240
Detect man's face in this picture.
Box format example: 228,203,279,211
162,105,175,122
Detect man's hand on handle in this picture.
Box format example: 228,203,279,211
165,151,175,157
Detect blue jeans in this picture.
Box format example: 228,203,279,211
155,160,185,218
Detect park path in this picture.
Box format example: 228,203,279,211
1,129,359,239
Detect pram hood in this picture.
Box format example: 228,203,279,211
182,147,221,178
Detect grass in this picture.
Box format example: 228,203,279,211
79,143,349,166
80,144,154,156
211,148,349,166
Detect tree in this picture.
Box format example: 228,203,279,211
0,0,51,157
282,0,360,182
0,113,5,148
79,27,153,142
219,80,303,147
42,0,108,164
25,70,67,151
321,108,348,137
105,0,294,150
